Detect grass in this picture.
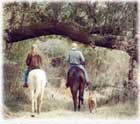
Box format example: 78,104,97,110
4,102,138,120
3,86,138,119
95,102,138,119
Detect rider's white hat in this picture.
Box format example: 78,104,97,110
72,43,78,49
32,44,38,49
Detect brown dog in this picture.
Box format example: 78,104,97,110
88,91,97,113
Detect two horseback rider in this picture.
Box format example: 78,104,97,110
23,42,89,111
66,43,90,88
23,44,42,88
23,43,90,89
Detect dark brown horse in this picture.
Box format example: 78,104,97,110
68,66,85,111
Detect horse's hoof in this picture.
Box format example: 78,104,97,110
78,108,80,111
31,114,35,117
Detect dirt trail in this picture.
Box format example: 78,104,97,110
4,85,137,120
5,104,137,120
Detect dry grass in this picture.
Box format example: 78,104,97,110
4,86,138,120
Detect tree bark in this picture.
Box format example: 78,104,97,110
5,21,137,61
5,21,119,48
4,21,138,61
90,25,121,35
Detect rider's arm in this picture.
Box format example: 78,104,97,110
79,51,85,65
66,52,70,63
39,54,42,66
26,53,31,66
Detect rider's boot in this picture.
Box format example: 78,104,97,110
23,83,28,88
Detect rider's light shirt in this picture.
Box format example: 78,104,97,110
67,48,85,65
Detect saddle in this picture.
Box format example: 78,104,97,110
69,66,83,75
66,65,85,88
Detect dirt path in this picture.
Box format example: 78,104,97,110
9,109,98,120
4,85,138,120
5,104,137,120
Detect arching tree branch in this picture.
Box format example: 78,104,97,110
4,21,137,62
5,21,117,47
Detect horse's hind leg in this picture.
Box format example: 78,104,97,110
37,97,41,114
37,90,44,114
79,91,84,105
78,89,84,111
78,91,81,111
79,81,85,105
37,96,42,114
71,89,78,112
31,90,35,117
34,99,37,113
73,93,77,112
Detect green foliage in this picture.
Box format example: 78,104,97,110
3,2,138,112
4,39,35,105
4,2,137,33
4,34,136,115
39,36,130,90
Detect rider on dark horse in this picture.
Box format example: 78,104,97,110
23,44,42,88
66,43,90,88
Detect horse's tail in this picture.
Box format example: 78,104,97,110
73,69,77,83
29,69,46,100
32,76,41,100
34,72,46,99
71,68,80,91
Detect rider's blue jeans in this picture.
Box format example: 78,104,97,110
24,69,30,84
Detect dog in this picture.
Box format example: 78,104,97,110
88,91,97,113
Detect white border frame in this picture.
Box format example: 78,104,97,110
0,0,139,124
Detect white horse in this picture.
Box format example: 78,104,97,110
28,69,47,117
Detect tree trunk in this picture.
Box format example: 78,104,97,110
128,57,135,84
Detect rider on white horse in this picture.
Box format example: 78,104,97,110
66,43,90,88
23,44,42,88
